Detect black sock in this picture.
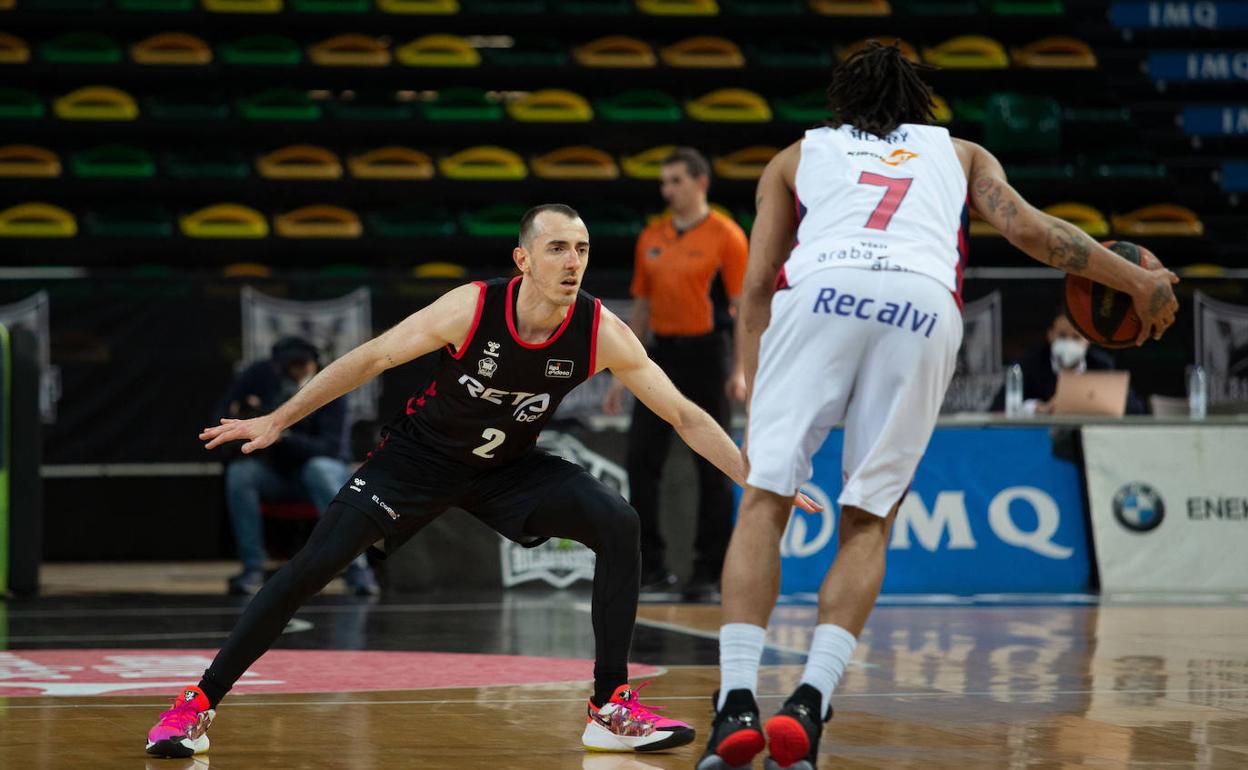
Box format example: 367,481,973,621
592,678,626,708
197,669,230,710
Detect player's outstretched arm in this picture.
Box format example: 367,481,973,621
200,282,482,454
596,307,821,513
957,139,1179,345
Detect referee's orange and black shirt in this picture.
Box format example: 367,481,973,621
629,210,749,337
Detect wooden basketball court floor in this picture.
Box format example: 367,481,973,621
1,579,1246,769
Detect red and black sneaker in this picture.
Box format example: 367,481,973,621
696,689,765,770
763,683,831,770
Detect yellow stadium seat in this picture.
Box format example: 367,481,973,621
1011,36,1097,69
931,93,953,124
274,204,362,238
968,209,1001,237
1044,202,1109,237
532,146,619,180
923,35,1009,69
838,37,920,64
572,36,656,68
0,0,14,9
1112,204,1204,237
413,261,467,278
439,146,527,180
637,0,717,14
349,146,435,179
203,0,283,11
660,36,744,68
131,33,213,65
810,0,890,15
53,86,139,121
180,203,269,238
0,32,30,64
712,146,778,180
507,90,593,122
0,145,61,177
0,202,76,238
1179,264,1224,278
223,262,273,277
309,34,391,67
686,88,771,122
621,145,675,179
396,35,479,67
377,0,458,11
257,145,343,179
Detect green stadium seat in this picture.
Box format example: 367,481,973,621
483,38,568,67
596,90,682,122
116,0,196,10
423,88,504,122
462,204,527,237
166,148,251,179
238,89,322,121
1086,149,1167,180
147,92,231,121
722,0,802,14
84,204,172,237
576,204,642,237
219,35,302,66
774,91,830,123
1063,104,1130,126
0,88,44,120
368,205,457,237
329,91,415,121
554,0,631,12
464,0,546,11
748,39,833,69
983,93,1061,153
895,0,976,14
983,0,1062,14
40,32,123,65
1003,161,1077,180
952,95,988,122
291,0,370,10
71,145,155,178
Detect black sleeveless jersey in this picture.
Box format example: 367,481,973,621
386,276,602,467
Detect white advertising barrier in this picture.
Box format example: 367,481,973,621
1084,426,1248,591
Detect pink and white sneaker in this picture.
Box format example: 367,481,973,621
145,685,215,758
582,681,696,752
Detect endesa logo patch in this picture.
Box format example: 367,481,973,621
545,359,574,379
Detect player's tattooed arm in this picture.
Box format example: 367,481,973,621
1042,220,1091,272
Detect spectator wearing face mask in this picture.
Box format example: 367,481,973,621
992,309,1146,415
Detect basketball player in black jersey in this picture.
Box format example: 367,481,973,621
144,203,820,760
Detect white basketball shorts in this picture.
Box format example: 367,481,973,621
746,267,962,517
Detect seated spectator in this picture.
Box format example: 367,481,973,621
219,336,379,596
992,309,1146,415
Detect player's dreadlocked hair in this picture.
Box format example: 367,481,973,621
827,41,938,139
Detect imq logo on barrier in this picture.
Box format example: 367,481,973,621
773,427,1091,594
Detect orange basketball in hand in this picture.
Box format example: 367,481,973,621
1064,241,1152,349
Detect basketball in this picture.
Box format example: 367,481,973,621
1063,240,1153,348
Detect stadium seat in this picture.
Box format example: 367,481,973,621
596,90,682,122
166,148,251,179
368,205,457,236
238,89,322,121
810,0,891,16
180,203,269,238
621,145,675,179
575,204,643,237
397,35,480,67
637,0,717,14
309,34,392,66
984,0,1063,15
219,35,302,66
722,0,802,13
320,263,371,278
507,89,593,122
1043,202,1108,236
931,93,953,123
348,146,435,179
1012,36,1096,69
54,86,139,121
687,88,771,122
84,204,173,237
439,146,528,180
838,36,920,63
131,33,213,65
660,36,744,68
274,205,362,238
748,39,833,69
774,91,829,123
292,0,370,10
20,0,104,9
555,0,630,11
0,87,44,120
423,88,503,121
0,203,77,238
257,145,343,179
531,146,619,180
1004,160,1076,180
1063,103,1130,126
952,94,988,122
223,262,273,277
329,91,415,121
203,0,283,12
117,0,195,10
0,145,61,177
573,36,657,68
147,91,231,121
483,38,568,67
1112,204,1204,237
412,261,467,278
983,93,1060,153
71,144,156,178
376,0,459,12
462,204,528,237
1087,149,1166,180
40,32,122,64
923,35,1009,68
0,33,31,64
713,146,778,180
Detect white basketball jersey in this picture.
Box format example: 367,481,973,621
785,123,968,297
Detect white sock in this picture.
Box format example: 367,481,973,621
717,623,766,711
799,624,857,715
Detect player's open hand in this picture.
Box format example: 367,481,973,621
199,415,281,454
792,490,822,513
1132,268,1179,346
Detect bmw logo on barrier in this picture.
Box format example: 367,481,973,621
1112,483,1165,533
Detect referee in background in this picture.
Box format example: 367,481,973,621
604,147,749,600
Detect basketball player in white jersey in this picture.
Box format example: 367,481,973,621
698,43,1180,770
